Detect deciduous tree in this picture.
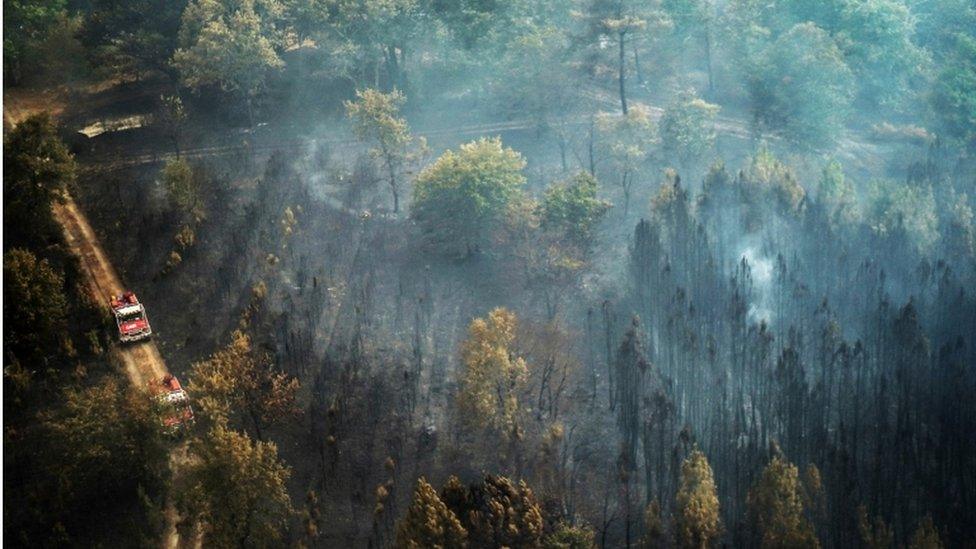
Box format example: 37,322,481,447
412,137,526,257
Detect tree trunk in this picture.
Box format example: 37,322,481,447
618,31,628,115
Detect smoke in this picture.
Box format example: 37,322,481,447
739,244,775,325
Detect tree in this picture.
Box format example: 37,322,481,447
539,171,611,252
457,308,529,435
155,94,188,157
749,22,854,148
440,475,546,548
578,0,666,114
816,159,859,231
747,455,820,549
544,522,597,549
659,90,720,173
189,330,299,439
866,178,939,252
7,376,169,546
173,0,284,125
176,423,293,547
834,0,926,110
3,0,67,83
412,137,526,257
161,158,204,222
931,32,976,150
596,105,655,215
288,0,422,89
857,506,894,549
79,0,188,78
3,112,76,248
494,26,582,169
674,449,721,549
345,88,424,213
908,515,943,549
395,478,467,549
3,249,69,369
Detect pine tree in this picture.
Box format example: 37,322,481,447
395,478,467,549
907,515,943,549
675,449,721,549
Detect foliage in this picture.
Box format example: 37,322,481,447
3,249,69,369
596,105,655,213
866,178,940,251
931,32,976,150
816,159,859,230
176,423,293,547
747,455,820,549
173,0,284,120
660,90,720,168
345,88,423,213
395,477,468,549
675,449,722,549
189,330,300,438
6,375,168,546
441,474,546,548
739,146,806,220
457,308,529,435
3,0,68,82
543,522,597,549
857,506,894,549
749,22,854,148
412,137,526,257
539,171,611,250
161,158,205,221
80,0,188,77
835,0,927,109
494,26,580,133
3,113,76,248
908,515,944,549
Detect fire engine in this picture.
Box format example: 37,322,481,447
151,374,195,433
111,291,152,343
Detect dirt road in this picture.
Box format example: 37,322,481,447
53,195,184,549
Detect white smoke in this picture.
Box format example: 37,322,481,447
739,245,775,325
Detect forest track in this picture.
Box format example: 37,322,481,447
52,195,185,549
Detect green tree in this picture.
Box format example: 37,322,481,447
412,137,526,257
578,0,666,114
674,448,721,549
544,522,596,549
816,159,859,231
835,0,926,109
161,158,205,221
3,249,69,369
173,0,284,125
931,32,976,150
539,171,611,251
659,89,720,172
3,0,67,83
345,88,424,213
866,178,939,251
747,455,820,549
749,22,854,148
596,105,655,215
457,308,529,435
155,94,188,157
395,478,468,549
189,330,300,440
79,0,188,78
176,423,293,547
494,26,581,169
3,112,76,248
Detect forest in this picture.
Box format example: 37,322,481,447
3,0,976,547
